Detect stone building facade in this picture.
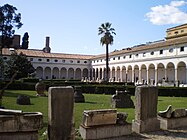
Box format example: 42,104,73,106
2,24,187,86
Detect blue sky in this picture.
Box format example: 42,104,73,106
1,0,187,55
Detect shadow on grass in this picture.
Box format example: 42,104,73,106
85,101,97,104
4,91,38,98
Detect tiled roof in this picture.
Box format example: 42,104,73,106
2,48,95,60
92,36,187,59
2,36,187,60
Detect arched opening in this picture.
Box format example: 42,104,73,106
148,64,155,85
36,67,43,79
52,67,59,79
122,66,126,82
177,61,186,84
157,63,165,83
44,67,51,79
134,65,139,83
116,66,120,81
75,68,81,80
60,67,67,79
127,65,132,82
166,62,175,82
141,64,147,84
68,68,74,80
83,68,89,78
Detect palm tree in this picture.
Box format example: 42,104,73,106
98,22,116,82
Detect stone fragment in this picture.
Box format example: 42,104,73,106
132,86,160,133
48,86,74,140
116,112,128,124
16,95,30,105
82,109,117,127
74,86,85,103
158,105,172,118
172,108,186,118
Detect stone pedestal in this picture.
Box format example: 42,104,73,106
83,109,117,127
158,116,187,130
79,124,132,140
111,90,134,108
48,86,74,140
132,86,160,133
0,109,43,140
74,86,85,103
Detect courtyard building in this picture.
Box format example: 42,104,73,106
1,23,187,86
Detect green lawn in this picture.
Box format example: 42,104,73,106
2,90,187,139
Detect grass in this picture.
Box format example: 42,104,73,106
2,90,187,139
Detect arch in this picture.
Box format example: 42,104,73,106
99,68,102,79
44,67,51,79
75,68,81,80
68,68,74,79
166,62,175,82
60,67,67,79
127,65,132,82
112,67,115,81
122,66,126,82
36,67,43,79
52,67,59,79
177,61,186,84
148,64,155,85
83,68,89,78
92,68,96,80
141,64,147,84
157,63,165,83
116,66,120,81
134,65,139,83
96,68,99,80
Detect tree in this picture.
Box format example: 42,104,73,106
0,4,23,52
98,22,116,82
4,52,35,79
0,52,35,105
21,32,29,49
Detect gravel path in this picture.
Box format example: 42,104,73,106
124,127,187,140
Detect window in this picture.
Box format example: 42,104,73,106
97,60,99,62
70,60,73,63
180,46,184,52
174,31,178,35
62,60,65,63
113,57,115,60
47,59,50,62
94,60,95,63
123,56,126,59
100,59,102,62
169,48,173,53
30,58,33,61
143,52,146,57
150,51,154,55
54,59,58,62
38,59,42,61
77,60,80,63
84,61,87,64
118,56,120,60
160,50,163,55
135,54,138,57
129,54,132,58
3,57,7,60
181,30,184,33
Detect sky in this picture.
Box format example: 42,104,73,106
1,0,187,55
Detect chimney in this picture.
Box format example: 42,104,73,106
45,36,50,47
43,36,51,53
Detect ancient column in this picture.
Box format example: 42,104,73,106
155,69,158,86
48,86,74,140
132,86,160,133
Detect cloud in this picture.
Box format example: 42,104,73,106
146,1,187,25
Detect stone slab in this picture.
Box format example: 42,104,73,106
132,117,160,133
83,109,117,127
158,116,187,130
79,123,132,140
0,112,43,132
172,109,186,118
0,132,38,140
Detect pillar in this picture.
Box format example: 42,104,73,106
48,86,74,140
139,70,141,83
132,69,134,83
147,70,149,84
155,69,158,86
132,86,160,133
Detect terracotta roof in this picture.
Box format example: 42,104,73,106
2,48,95,60
92,36,187,59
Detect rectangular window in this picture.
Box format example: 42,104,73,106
180,46,184,52
118,56,120,60
129,54,132,58
160,50,163,54
143,52,146,57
